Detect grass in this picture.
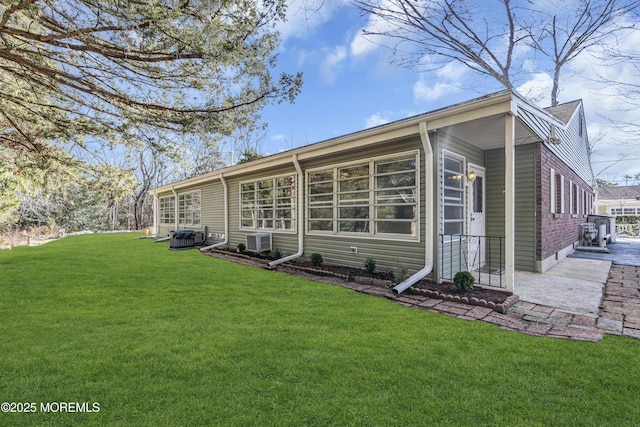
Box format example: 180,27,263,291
1,233,639,426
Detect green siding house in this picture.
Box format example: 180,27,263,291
150,90,594,295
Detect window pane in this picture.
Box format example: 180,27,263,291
258,180,273,190
276,176,294,187
338,177,369,192
339,221,369,233
444,156,462,172
275,220,292,230
376,221,414,235
309,220,333,231
309,208,333,219
339,207,369,219
276,209,292,219
376,157,415,174
444,171,463,189
444,222,463,235
444,205,464,219
473,177,483,213
258,189,273,199
309,181,333,195
339,164,369,179
375,172,415,189
376,205,415,220
309,170,333,182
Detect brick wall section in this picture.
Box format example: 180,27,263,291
535,143,594,261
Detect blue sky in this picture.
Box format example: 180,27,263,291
255,1,640,183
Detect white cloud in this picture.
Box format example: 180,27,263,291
413,80,456,102
349,2,400,58
515,73,553,105
436,61,467,81
277,0,350,41
270,133,288,143
365,113,391,128
412,64,468,102
350,30,382,58
320,45,347,84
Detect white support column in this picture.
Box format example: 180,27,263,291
151,192,158,235
504,113,516,293
171,187,178,230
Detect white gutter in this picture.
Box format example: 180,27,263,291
393,121,434,295
200,174,229,252
268,154,304,267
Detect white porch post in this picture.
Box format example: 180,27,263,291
152,192,158,235
504,113,516,293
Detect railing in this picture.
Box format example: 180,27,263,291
439,234,506,289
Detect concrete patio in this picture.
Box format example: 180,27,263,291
514,237,640,317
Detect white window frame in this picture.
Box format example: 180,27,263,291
570,181,579,215
159,195,176,225
305,151,420,241
178,190,201,227
550,169,564,214
442,150,466,237
239,174,296,232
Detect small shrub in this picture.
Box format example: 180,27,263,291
272,248,283,260
453,271,475,291
310,253,324,267
395,265,410,283
236,243,246,253
364,257,376,274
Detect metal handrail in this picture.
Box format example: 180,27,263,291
439,234,506,289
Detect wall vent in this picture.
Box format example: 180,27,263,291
246,232,272,252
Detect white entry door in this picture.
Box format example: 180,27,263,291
467,164,486,269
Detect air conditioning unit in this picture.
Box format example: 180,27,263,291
246,232,271,252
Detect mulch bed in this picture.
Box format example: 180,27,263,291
204,248,515,311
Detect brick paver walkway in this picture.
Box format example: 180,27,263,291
597,264,640,340
342,265,640,342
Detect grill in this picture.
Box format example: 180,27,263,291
169,229,206,250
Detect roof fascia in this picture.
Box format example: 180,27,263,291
152,91,519,193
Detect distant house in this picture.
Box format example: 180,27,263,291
150,90,594,294
595,185,640,216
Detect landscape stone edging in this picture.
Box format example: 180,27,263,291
407,286,520,314
283,264,351,281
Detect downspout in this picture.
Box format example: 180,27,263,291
393,121,434,295
268,154,304,267
200,174,229,251
171,186,178,231
152,192,158,236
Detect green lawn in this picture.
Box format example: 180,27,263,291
1,233,639,426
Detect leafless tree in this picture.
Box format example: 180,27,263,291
352,0,639,106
